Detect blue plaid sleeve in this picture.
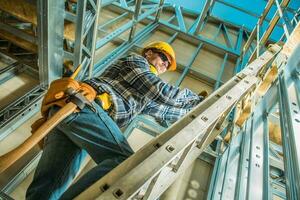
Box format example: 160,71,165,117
141,100,195,126
120,55,202,109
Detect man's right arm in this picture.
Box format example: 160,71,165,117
120,55,202,109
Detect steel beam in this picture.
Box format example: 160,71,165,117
110,3,240,56
0,22,37,45
0,86,45,141
128,0,143,41
175,43,203,87
214,53,228,90
37,0,64,86
193,0,214,35
278,45,300,200
248,0,291,62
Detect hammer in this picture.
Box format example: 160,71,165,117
0,64,89,173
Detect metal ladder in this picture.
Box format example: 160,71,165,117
74,22,300,200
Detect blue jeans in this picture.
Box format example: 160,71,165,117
26,102,134,200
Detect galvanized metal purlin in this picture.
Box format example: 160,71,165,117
154,0,164,22
216,129,243,199
175,43,203,87
111,2,240,56
0,85,45,141
235,28,244,53
262,102,270,200
128,0,143,41
123,115,166,138
65,11,76,22
216,0,275,25
98,12,129,31
207,135,229,199
221,24,234,49
248,0,291,62
242,0,275,57
0,22,37,44
278,45,300,200
240,44,280,77
37,0,64,86
158,21,240,56
83,11,96,38
236,81,279,200
246,94,271,200
88,0,101,77
93,23,158,75
0,65,22,86
194,0,214,35
275,0,293,38
70,0,100,78
214,53,228,90
174,5,186,32
234,119,252,199
73,0,87,69
96,6,158,49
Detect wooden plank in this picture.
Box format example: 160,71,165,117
0,30,37,53
282,22,300,57
64,22,75,41
0,0,37,25
257,65,278,96
269,121,281,145
0,0,75,41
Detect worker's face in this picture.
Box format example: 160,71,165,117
145,50,171,74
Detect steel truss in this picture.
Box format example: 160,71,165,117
64,0,101,79
242,0,293,64
0,0,100,193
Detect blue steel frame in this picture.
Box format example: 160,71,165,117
205,2,299,197
207,69,283,200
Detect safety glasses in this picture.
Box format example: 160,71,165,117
156,51,171,68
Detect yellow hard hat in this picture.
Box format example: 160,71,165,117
142,41,176,71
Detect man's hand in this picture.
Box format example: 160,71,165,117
198,90,208,99
41,78,96,117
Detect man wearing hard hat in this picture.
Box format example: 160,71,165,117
26,41,204,199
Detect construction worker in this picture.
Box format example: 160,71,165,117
26,41,204,199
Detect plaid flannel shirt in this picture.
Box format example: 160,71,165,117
85,53,202,128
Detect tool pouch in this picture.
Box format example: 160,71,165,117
31,78,97,148
41,78,81,117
